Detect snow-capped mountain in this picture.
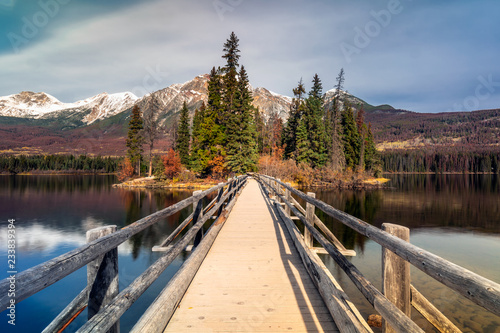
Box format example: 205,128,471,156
0,74,294,127
0,91,138,124
135,74,293,123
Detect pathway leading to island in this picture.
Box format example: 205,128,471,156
164,178,339,332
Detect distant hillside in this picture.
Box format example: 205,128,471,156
1,74,500,157
366,108,500,150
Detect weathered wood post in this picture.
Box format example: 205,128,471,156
192,190,204,247
304,192,316,248
215,182,225,218
285,183,292,217
276,178,282,204
382,223,411,333
87,226,119,333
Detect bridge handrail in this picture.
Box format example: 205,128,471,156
0,176,246,313
256,174,500,332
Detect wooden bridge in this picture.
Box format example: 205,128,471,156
1,175,500,332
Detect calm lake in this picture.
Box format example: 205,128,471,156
1,174,499,332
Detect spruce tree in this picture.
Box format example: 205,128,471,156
282,79,305,159
305,74,328,167
356,107,366,171
226,65,258,173
340,102,361,170
295,109,311,165
190,103,205,172
126,105,144,175
197,67,226,176
176,101,191,166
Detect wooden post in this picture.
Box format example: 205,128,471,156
304,192,316,248
276,178,282,204
382,223,411,333
192,190,204,247
215,182,225,218
87,226,119,333
285,183,291,217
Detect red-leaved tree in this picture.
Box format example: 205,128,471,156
118,158,134,181
162,149,182,179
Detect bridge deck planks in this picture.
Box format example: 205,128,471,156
164,178,339,332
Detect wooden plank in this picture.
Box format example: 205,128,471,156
382,224,410,333
261,178,423,333
273,198,373,333
76,181,243,333
164,179,339,333
130,209,231,332
411,285,462,333
261,175,500,317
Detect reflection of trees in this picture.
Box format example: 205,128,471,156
120,188,197,259
304,174,500,257
299,188,383,254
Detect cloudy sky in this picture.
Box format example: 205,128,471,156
1,0,499,113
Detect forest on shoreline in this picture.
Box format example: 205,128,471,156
2,33,499,182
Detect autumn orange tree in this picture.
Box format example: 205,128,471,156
118,158,134,181
162,149,182,179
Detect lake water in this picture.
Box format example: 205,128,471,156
309,174,500,333
0,174,499,332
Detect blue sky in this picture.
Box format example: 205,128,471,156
1,0,499,113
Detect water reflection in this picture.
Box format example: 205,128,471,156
302,174,500,332
0,175,203,332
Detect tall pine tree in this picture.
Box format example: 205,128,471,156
190,103,205,172
340,102,361,170
226,65,258,173
295,74,328,168
176,101,191,166
282,78,305,159
126,105,144,175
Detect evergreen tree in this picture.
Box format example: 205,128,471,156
226,66,258,173
282,79,305,159
356,107,366,171
176,101,191,166
340,102,361,170
222,32,240,71
295,108,311,165
126,105,144,175
197,67,226,176
294,74,328,168
190,103,205,171
304,74,328,167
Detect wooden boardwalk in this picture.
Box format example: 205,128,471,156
164,178,339,332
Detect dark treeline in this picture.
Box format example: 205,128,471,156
381,147,500,173
0,154,120,174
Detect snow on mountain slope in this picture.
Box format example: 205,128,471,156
0,91,138,124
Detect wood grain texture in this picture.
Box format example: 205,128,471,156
411,285,462,333
164,179,339,333
259,174,500,317
382,223,410,333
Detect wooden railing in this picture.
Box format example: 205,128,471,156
255,174,500,333
0,175,248,333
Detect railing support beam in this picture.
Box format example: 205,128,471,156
382,223,410,333
87,226,119,333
